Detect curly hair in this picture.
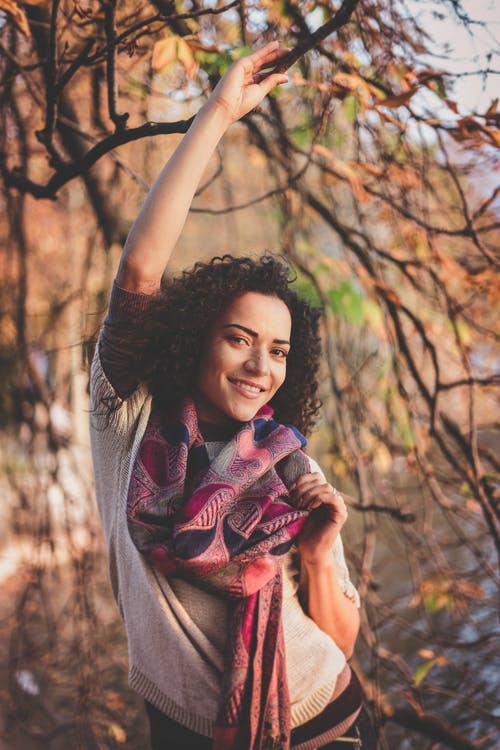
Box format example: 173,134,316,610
131,255,322,436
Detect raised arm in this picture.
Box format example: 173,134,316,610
116,43,289,294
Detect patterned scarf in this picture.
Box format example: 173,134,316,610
127,398,311,750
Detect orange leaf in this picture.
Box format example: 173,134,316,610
178,38,199,80
445,99,459,114
485,98,498,116
355,162,384,178
451,116,500,147
377,109,407,130
379,88,418,108
152,35,198,80
374,279,401,306
313,145,371,202
0,0,30,36
152,37,178,71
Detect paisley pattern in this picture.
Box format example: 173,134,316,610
126,398,310,749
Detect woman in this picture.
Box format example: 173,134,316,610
90,43,371,750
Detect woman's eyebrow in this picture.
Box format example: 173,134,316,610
222,323,290,346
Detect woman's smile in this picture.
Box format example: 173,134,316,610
195,291,291,425
228,377,266,396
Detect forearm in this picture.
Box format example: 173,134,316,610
302,558,360,659
117,101,230,293
115,44,289,293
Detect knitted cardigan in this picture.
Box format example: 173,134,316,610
89,291,359,738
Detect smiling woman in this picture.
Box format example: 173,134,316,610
90,43,371,750
117,253,323,437
195,292,291,425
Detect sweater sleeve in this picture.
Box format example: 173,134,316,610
98,282,158,399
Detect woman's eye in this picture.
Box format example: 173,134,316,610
272,348,288,359
228,335,247,345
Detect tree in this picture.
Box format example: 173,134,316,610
0,1,498,747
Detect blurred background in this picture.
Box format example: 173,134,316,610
0,1,498,748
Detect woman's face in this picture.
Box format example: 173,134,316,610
195,292,292,425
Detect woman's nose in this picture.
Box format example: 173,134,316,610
244,350,269,375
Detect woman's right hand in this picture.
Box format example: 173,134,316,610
207,42,289,124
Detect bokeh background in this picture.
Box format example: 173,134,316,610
0,1,498,748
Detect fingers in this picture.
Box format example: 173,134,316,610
248,41,289,68
241,42,290,78
290,473,346,513
255,72,289,94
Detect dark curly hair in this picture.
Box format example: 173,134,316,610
132,255,322,436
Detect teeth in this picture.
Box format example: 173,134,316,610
232,380,261,394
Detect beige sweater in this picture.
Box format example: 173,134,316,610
89,345,359,737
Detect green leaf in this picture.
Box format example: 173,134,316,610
397,422,415,450
195,50,233,77
414,659,437,687
343,95,359,123
231,45,253,60
292,269,323,308
435,77,447,99
290,124,313,149
328,281,364,324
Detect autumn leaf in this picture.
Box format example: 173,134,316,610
377,109,407,130
379,87,418,108
414,656,447,687
152,35,198,80
412,577,485,615
0,0,30,37
332,71,381,109
450,117,500,148
483,98,500,126
373,279,402,307
417,648,435,660
105,690,126,711
108,722,127,743
486,98,498,116
313,145,371,202
445,99,459,114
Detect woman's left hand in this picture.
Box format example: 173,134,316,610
208,43,290,125
290,473,348,566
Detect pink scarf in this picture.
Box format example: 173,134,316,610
127,398,311,749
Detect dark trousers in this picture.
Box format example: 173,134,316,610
145,701,376,749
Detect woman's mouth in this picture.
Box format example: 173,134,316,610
228,378,265,396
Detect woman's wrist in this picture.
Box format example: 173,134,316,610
300,553,337,571
196,97,234,134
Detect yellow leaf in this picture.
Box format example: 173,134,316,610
152,35,198,80
0,0,30,36
152,37,178,71
373,443,392,473
413,655,447,687
108,723,127,744
178,38,198,80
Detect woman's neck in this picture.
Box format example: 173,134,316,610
198,419,240,442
